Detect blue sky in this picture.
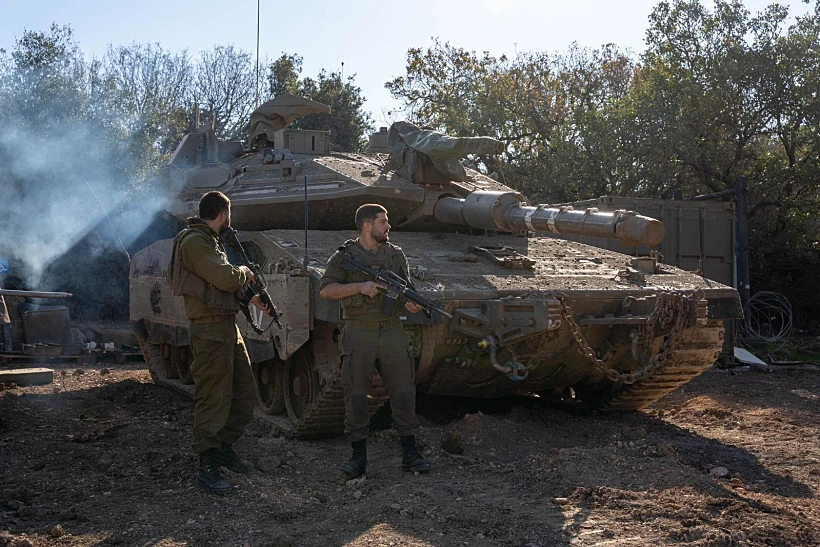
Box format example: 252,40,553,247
1,0,813,127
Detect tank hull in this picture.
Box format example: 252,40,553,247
130,229,740,438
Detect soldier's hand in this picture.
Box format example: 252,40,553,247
250,294,276,317
405,301,423,314
358,281,386,298
239,265,256,285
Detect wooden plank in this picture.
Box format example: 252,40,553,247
0,351,142,366
1,354,83,366
0,368,54,386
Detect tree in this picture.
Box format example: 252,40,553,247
628,0,773,196
266,54,373,152
102,42,193,175
266,53,302,99
194,45,256,139
385,40,636,202
0,23,89,128
296,70,372,152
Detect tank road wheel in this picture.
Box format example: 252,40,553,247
254,358,286,415
283,349,320,422
177,346,194,385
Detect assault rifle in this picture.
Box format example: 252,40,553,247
221,228,283,332
340,254,452,321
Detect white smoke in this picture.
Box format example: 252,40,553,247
0,116,170,290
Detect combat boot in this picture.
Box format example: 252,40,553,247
340,439,367,480
197,448,231,495
216,442,254,474
401,436,431,473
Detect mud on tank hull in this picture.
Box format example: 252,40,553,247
130,229,741,438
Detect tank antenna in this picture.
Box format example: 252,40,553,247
255,0,260,108
303,175,309,268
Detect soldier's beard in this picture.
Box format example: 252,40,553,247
374,230,389,244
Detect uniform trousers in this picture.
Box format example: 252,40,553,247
340,322,419,442
189,320,255,453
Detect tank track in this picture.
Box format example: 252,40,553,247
140,323,723,434
597,323,724,411
138,336,388,439
284,379,388,439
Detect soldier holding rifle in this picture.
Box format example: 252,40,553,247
320,204,432,479
167,190,276,495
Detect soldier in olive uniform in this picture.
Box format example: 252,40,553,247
320,204,431,479
167,191,274,495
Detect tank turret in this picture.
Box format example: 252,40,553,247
160,114,664,247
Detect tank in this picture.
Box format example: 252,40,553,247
130,94,742,438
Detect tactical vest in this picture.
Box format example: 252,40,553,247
338,239,412,319
166,223,241,313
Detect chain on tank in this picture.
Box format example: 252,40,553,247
552,291,696,385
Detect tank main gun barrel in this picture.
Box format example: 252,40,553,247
433,191,665,247
0,289,73,299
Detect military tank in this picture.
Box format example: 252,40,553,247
130,95,742,438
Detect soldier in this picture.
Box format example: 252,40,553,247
320,203,432,479
167,190,274,495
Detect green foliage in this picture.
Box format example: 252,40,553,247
296,70,372,152
267,53,302,98
634,0,778,195
0,24,114,184
0,24,89,128
774,345,820,364
386,40,637,203
266,54,373,152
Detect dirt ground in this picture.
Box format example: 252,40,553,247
1,358,819,546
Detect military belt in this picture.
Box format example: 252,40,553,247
345,317,401,330
189,314,236,326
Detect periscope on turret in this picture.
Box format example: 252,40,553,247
130,95,742,439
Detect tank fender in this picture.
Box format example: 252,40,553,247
262,273,311,361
